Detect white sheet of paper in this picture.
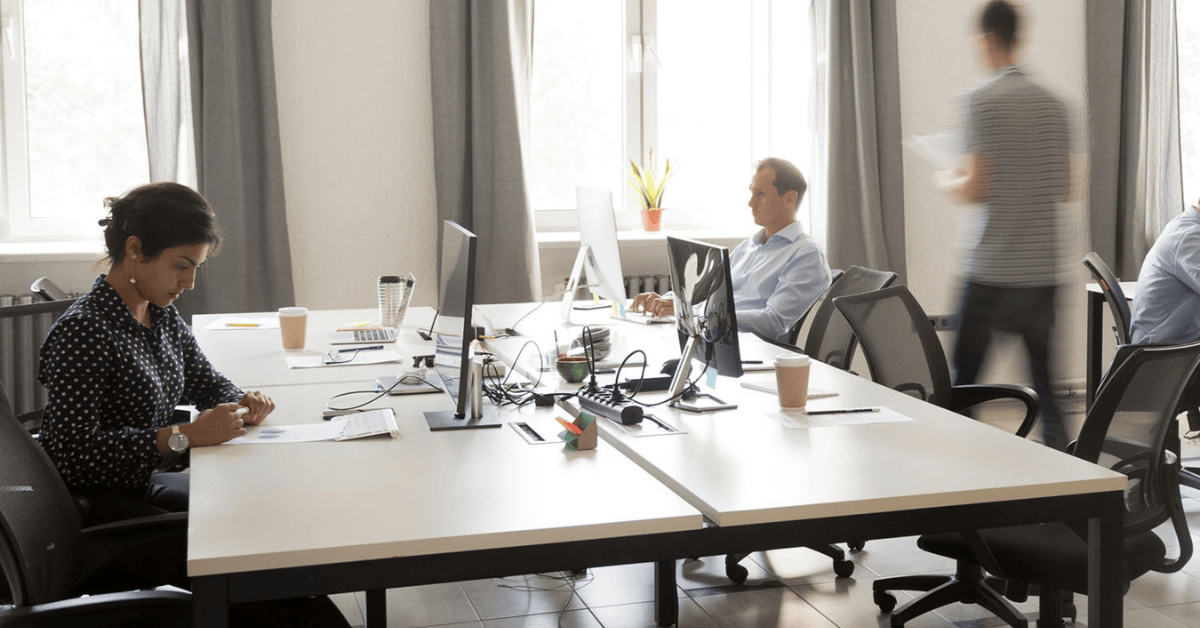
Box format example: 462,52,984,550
286,350,403,369
204,316,280,330
904,133,962,171
763,406,914,429
222,418,348,445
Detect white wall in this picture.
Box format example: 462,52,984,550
896,0,1089,390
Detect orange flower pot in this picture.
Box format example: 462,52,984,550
641,208,663,232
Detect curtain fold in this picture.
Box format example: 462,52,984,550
1087,0,1182,278
429,0,541,305
139,0,197,189
165,0,293,319
820,0,906,283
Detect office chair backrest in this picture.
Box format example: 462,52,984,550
1074,341,1200,544
1083,252,1132,345
0,381,88,607
833,285,952,407
803,266,898,369
786,269,844,346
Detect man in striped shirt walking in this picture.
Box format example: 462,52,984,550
939,0,1072,450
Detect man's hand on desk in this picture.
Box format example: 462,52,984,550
631,292,675,318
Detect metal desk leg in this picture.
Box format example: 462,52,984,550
655,559,678,626
1088,491,1125,628
365,588,387,627
1086,289,1103,411
193,575,229,628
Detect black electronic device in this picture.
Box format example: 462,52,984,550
665,236,742,412
618,376,673,393
577,388,644,425
423,220,501,431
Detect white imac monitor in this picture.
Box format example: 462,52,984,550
560,187,628,323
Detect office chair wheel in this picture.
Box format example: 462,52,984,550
848,540,866,553
725,563,749,584
833,558,855,578
874,590,897,613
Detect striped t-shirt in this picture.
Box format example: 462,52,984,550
962,65,1070,287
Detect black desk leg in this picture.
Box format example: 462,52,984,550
655,560,678,626
193,575,229,628
1088,491,1125,628
1086,290,1103,411
365,588,387,627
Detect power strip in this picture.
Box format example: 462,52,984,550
577,388,644,425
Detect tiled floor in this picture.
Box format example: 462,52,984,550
327,399,1200,627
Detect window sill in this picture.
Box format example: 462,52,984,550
536,227,746,250
0,240,105,262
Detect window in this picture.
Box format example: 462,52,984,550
1179,2,1200,206
1,0,148,242
529,0,817,232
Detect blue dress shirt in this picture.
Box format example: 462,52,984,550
1130,208,1200,345
729,221,832,343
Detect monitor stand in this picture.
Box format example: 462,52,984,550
668,336,737,413
423,357,504,430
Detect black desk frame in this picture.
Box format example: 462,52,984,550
193,490,1126,628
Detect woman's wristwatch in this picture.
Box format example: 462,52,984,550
168,424,190,453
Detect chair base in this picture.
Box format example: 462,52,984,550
873,562,1028,628
724,543,854,583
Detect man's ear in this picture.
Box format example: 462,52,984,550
786,189,799,210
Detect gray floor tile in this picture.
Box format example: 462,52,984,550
1156,601,1200,627
677,555,777,591
839,536,956,579
751,546,852,586
481,609,601,628
690,587,838,628
380,584,480,628
461,574,587,620
329,592,363,627
792,579,956,628
571,563,684,609
589,598,720,628
1127,570,1200,607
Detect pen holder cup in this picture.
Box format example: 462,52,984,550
556,357,591,383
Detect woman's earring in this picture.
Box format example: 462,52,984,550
130,276,137,285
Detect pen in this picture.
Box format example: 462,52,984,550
338,345,385,353
226,322,260,327
804,407,879,415
741,360,763,364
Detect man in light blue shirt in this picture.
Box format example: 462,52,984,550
1130,204,1200,345
633,158,831,344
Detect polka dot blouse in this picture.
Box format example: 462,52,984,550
38,275,243,491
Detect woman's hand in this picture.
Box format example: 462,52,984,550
187,403,249,446
238,390,275,426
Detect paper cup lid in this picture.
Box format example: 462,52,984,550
775,353,809,367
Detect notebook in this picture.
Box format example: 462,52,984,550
329,327,398,345
335,408,400,440
739,376,837,400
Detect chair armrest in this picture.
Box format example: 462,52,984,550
75,512,189,588
0,589,190,627
949,383,1040,438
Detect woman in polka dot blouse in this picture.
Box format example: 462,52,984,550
38,182,275,525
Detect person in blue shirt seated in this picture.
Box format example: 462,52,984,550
1129,201,1200,430
631,157,832,344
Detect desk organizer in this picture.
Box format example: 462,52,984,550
556,413,597,451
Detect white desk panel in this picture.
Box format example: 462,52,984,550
187,381,702,577
192,308,438,388
597,359,1125,527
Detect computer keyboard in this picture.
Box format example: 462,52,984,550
577,387,644,425
351,328,397,343
336,409,400,440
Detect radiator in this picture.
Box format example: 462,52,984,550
0,295,72,417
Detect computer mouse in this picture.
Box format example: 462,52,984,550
660,358,680,376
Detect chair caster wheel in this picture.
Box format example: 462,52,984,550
725,563,748,584
848,540,866,553
833,558,855,578
874,591,897,613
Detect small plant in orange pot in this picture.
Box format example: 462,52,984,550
628,148,673,232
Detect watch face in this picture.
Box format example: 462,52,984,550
168,432,189,453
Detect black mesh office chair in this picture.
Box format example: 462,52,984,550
870,341,1199,627
797,265,898,369
0,381,352,627
1083,252,1200,491
833,285,1039,437
784,268,844,346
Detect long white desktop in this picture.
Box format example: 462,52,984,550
188,304,1128,628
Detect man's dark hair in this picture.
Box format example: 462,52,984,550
755,157,807,211
980,0,1018,49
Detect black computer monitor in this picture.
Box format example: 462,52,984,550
423,220,501,430
665,236,742,411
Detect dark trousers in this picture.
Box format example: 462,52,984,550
953,281,1067,451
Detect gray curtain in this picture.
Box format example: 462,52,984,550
140,0,293,320
1087,0,1182,278
430,0,541,304
821,0,906,283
